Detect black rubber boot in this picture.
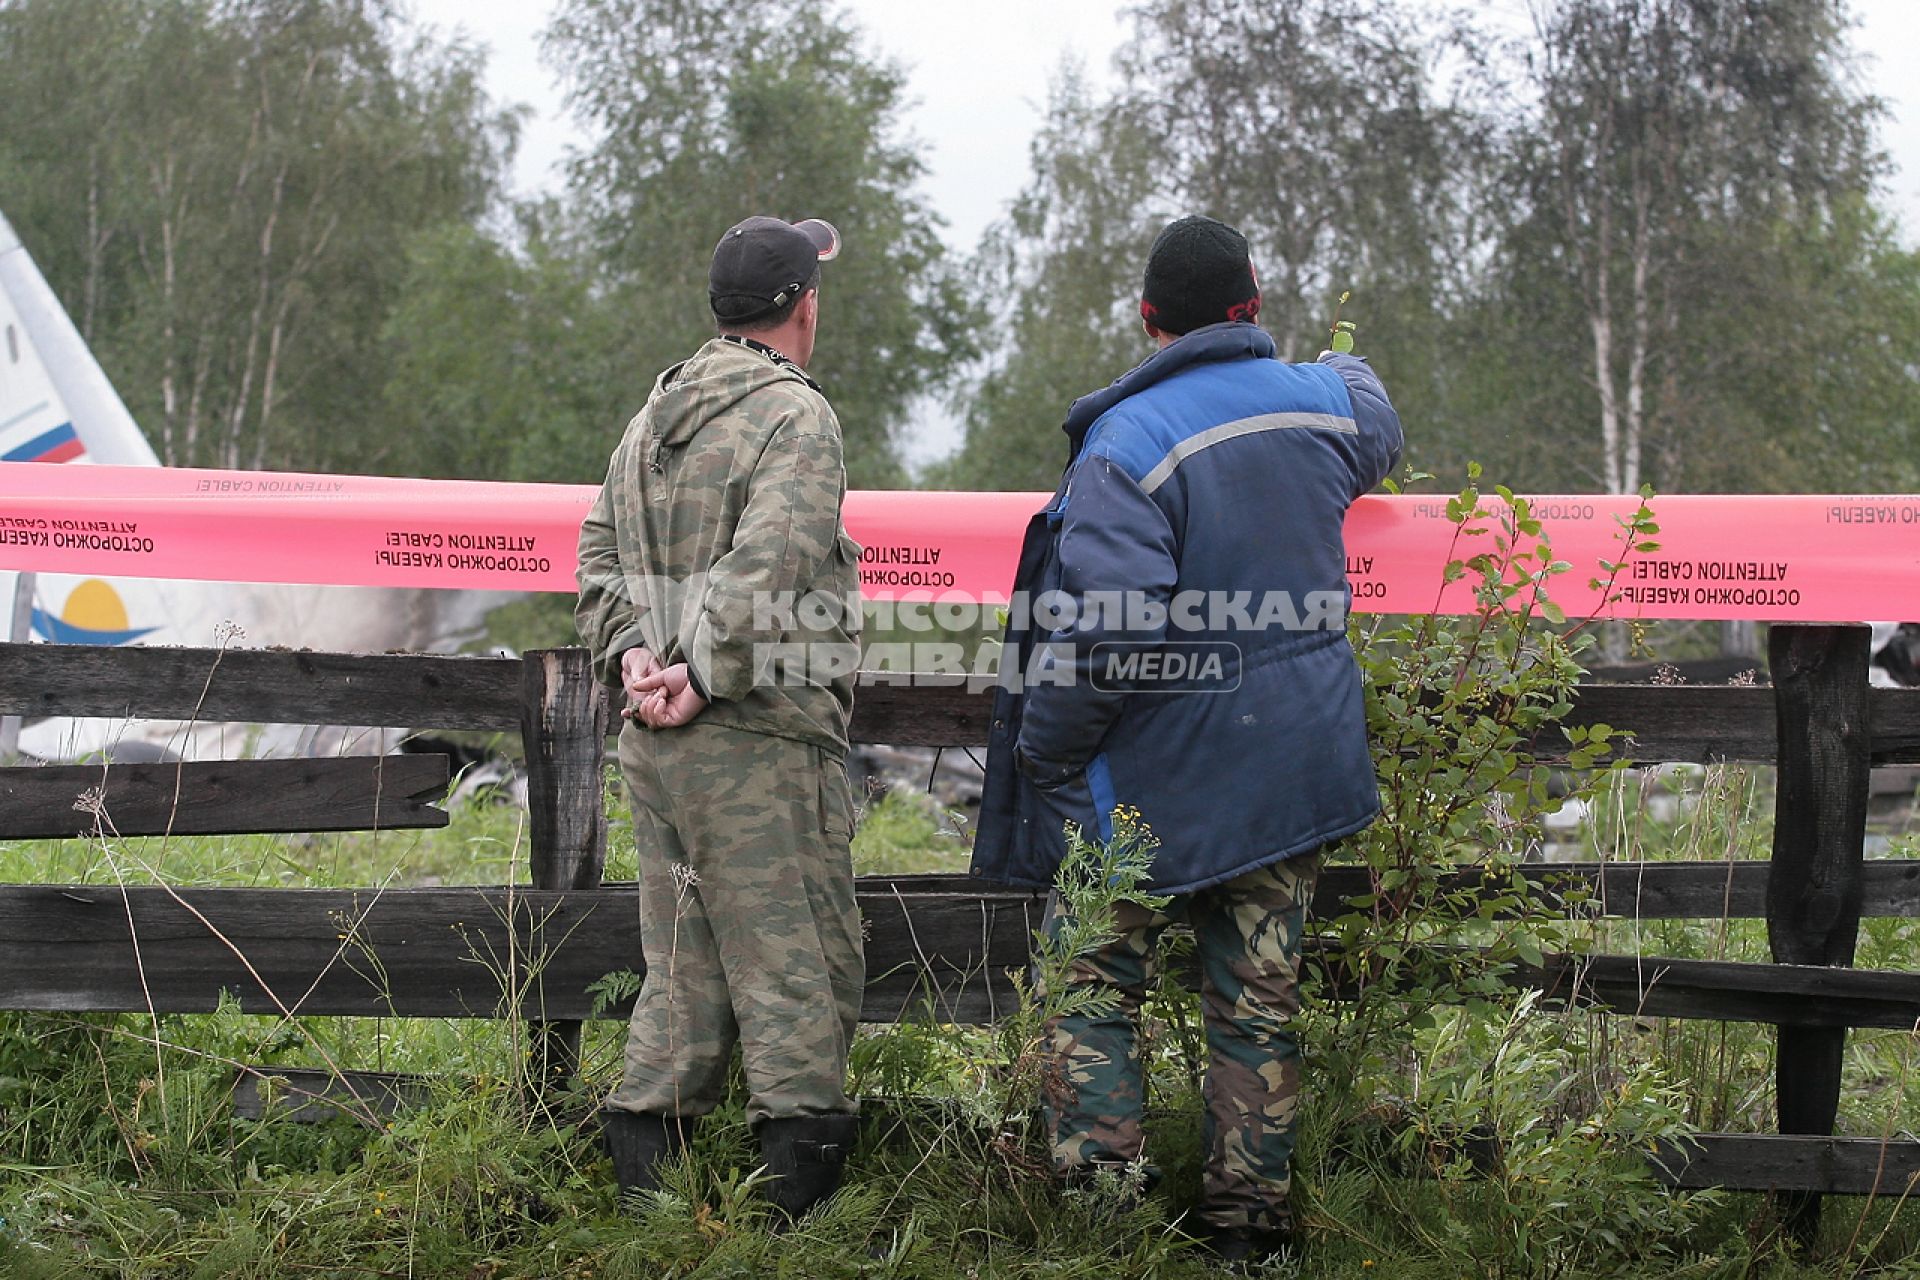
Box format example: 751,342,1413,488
755,1113,861,1221
601,1111,689,1197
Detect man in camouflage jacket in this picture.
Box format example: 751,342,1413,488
575,216,864,1220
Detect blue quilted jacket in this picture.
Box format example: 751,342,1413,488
970,322,1403,894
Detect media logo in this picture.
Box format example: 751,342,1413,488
1090,641,1242,693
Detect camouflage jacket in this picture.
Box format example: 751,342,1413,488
576,337,862,756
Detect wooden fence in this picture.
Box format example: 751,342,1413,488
4,627,1920,1232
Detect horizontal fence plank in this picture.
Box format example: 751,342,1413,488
847,680,992,749
10,881,1920,1028
0,882,1043,1024
0,643,523,731
1875,687,1920,765
1361,1123,1920,1197
1522,951,1920,1030
0,756,450,839
10,645,1918,763
1650,1134,1920,1196
0,885,571,1020
1562,684,1778,763
843,679,1920,764
842,679,1782,760
870,862,1920,922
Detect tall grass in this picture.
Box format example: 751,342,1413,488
15,633,1920,1263
5,775,1920,1277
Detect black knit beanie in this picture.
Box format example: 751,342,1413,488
1139,215,1261,336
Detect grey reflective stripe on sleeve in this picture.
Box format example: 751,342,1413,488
1137,411,1358,495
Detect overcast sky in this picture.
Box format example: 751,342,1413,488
409,0,1920,253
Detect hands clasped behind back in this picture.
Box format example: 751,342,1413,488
622,646,709,729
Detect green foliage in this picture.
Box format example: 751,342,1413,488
0,0,975,490
0,791,533,890
1328,475,1642,1003
1275,473,1716,1275
946,0,1920,501
946,0,1480,489
377,216,632,482
847,789,971,875
1427,0,1920,497
938,68,1167,490
1328,287,1356,353
1655,196,1920,493
0,0,513,472
1119,0,1475,358
585,968,643,1021
544,0,979,487
10,0,1907,499
1354,993,1712,1279
1029,810,1172,1028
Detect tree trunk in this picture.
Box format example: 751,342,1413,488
153,156,182,467
252,316,285,472
227,168,285,471
1591,300,1621,496
83,153,105,343
1624,166,1651,496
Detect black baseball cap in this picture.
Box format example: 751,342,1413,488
709,216,842,324
1139,215,1261,336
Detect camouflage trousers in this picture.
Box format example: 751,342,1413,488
1040,851,1319,1233
605,720,865,1123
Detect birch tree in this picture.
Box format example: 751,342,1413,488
0,0,510,471
1514,0,1879,497
544,0,976,487
1121,0,1478,362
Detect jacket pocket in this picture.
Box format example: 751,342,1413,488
834,532,864,636
1022,768,1098,856
836,530,864,566
818,750,856,840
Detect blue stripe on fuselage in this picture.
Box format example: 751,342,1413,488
3,420,79,462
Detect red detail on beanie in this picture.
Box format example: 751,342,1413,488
1226,296,1261,323
1140,299,1159,322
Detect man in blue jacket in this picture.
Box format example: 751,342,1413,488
971,215,1403,1263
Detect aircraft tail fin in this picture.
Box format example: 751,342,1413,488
0,210,154,467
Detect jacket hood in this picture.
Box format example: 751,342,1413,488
644,338,812,458
1061,322,1277,461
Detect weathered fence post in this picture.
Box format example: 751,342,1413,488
1767,623,1872,1245
0,571,33,759
520,647,610,1103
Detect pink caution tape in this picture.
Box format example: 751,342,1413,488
2,462,1917,620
